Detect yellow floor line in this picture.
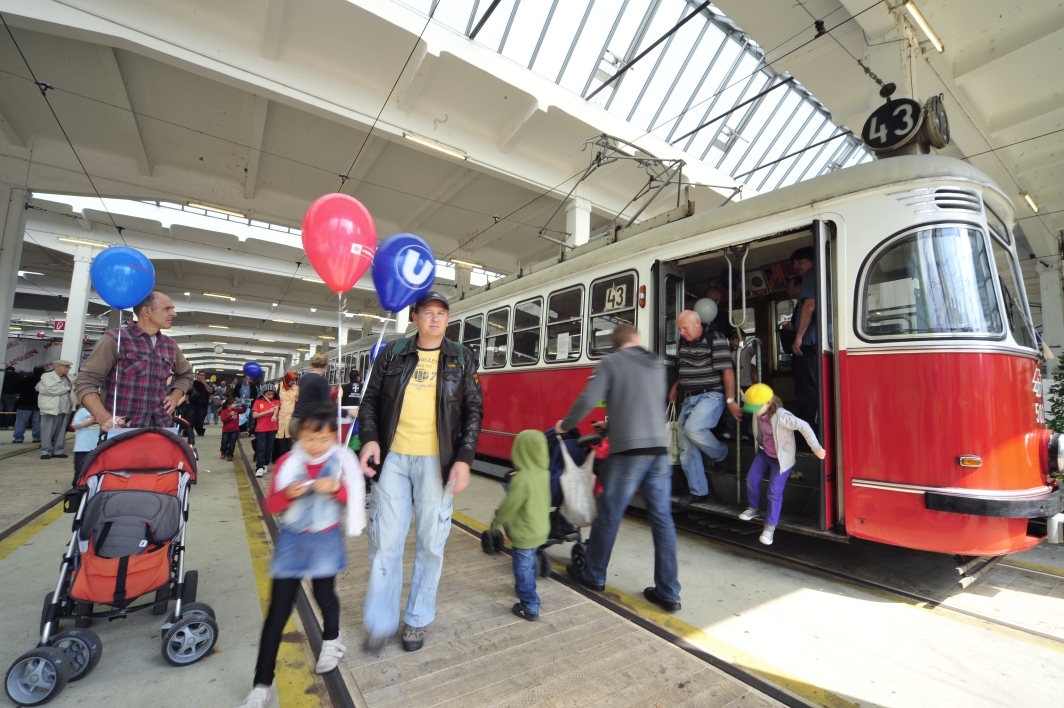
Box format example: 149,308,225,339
0,504,64,563
1001,559,1064,578
233,458,324,708
451,511,856,708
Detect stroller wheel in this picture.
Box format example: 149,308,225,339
481,529,503,555
535,548,552,578
50,629,102,682
161,613,218,666
571,542,587,571
5,647,71,705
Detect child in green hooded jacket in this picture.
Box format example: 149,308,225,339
491,430,551,621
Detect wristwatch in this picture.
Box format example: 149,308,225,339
726,397,736,404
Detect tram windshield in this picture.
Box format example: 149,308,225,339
990,236,1037,349
862,226,1003,339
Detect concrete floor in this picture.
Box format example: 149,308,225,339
456,474,1064,708
0,425,323,708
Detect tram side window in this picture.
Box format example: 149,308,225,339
484,307,510,369
445,320,461,342
861,227,1003,339
991,236,1036,349
511,297,542,367
545,286,583,363
664,274,683,358
589,272,637,358
463,315,483,365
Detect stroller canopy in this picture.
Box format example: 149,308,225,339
76,428,198,488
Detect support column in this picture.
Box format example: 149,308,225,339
565,191,591,249
456,266,472,297
60,244,94,373
0,184,28,393
1039,262,1064,375
394,306,410,335
339,326,349,345
308,341,318,358
107,309,121,329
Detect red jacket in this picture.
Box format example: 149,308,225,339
220,405,246,433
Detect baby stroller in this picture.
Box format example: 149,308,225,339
542,427,603,574
5,428,217,706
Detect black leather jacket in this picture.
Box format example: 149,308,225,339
358,337,482,478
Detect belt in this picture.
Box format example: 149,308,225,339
684,389,723,399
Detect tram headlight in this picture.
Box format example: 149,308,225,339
1049,433,1064,480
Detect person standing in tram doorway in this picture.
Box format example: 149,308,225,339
358,290,483,653
790,247,818,426
671,310,742,505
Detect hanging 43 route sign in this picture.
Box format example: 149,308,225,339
861,98,923,152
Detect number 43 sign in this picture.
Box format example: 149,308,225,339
861,98,923,152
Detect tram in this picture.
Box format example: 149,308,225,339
333,154,1063,557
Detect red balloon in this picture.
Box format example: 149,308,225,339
301,193,377,293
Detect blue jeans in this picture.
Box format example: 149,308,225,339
585,453,680,603
1,394,17,428
678,391,728,497
364,453,452,637
13,410,41,443
512,548,540,615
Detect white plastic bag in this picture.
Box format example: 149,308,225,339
559,441,597,528
666,403,680,465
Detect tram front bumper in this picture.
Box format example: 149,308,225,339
925,485,1064,518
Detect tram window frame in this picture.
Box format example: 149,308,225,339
856,223,1005,343
588,271,638,359
511,297,543,367
445,320,462,342
484,306,510,369
463,314,484,366
663,273,683,359
989,233,1037,350
985,205,1011,245
544,285,584,364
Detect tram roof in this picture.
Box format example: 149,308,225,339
453,155,1008,314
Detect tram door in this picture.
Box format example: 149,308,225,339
653,260,685,361
813,220,838,531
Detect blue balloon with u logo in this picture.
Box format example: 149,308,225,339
371,233,436,312
89,246,156,310
370,340,388,362
243,361,262,379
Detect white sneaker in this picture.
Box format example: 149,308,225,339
236,685,271,708
255,467,266,477
760,526,775,545
316,634,346,673
738,507,758,521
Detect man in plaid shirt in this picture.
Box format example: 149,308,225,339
75,290,194,432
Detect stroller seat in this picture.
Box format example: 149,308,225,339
80,490,182,559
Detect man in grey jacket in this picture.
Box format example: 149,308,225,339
554,324,681,611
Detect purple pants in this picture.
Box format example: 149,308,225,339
746,451,792,527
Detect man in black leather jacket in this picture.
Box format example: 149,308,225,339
358,290,482,653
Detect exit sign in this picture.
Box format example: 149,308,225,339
53,320,66,331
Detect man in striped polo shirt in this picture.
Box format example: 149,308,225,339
669,309,741,505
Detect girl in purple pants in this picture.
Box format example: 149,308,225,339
738,386,825,545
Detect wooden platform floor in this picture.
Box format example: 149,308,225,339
243,441,784,708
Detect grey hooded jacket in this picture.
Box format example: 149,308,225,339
560,345,668,454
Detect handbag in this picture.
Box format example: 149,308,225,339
666,402,681,465
559,441,597,528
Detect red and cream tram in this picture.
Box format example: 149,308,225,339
340,155,1062,557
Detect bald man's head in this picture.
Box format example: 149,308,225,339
676,310,703,342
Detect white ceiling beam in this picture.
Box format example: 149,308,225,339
1015,149,1064,176
172,260,184,281
954,24,1064,85
989,96,1064,137
396,47,439,114
346,135,388,197
0,108,25,148
261,0,288,60
499,102,542,154
402,168,478,231
244,95,270,199
95,45,151,177
463,200,561,252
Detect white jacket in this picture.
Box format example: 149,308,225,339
752,407,823,472
36,371,75,416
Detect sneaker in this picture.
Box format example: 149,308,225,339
221,453,227,460
678,493,709,506
40,454,51,460
738,507,758,521
760,526,776,545
643,586,681,612
53,453,68,459
315,634,345,673
402,625,426,652
511,603,539,621
566,563,605,592
236,684,271,708
226,456,233,461
255,467,266,477
363,633,387,653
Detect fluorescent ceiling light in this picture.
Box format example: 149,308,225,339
1022,192,1039,213
296,347,310,352
208,324,229,329
9,326,21,330
905,1,943,52
212,341,228,345
260,339,275,342
20,318,47,323
319,335,335,340
203,292,236,301
58,237,109,248
359,313,378,319
310,308,317,313
250,350,264,353
187,201,246,218
344,312,354,318
302,277,325,284
450,258,482,268
271,303,278,307
273,318,294,324
403,132,467,160
17,270,43,277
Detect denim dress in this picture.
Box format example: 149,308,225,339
270,455,348,579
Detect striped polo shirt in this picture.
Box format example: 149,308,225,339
677,328,733,398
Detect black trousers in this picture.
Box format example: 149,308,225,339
255,431,277,468
192,404,209,436
793,344,820,426
253,577,340,687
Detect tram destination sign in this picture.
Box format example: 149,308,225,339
861,98,923,152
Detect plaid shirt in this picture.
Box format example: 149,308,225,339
74,324,193,427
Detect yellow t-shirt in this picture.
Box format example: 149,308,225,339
390,348,440,456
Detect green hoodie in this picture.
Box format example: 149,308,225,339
491,430,551,550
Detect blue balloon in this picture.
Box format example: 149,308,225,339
371,233,436,312
370,340,388,362
90,247,155,310
243,361,262,379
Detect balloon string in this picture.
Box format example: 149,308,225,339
337,291,343,444
358,317,390,399
112,312,122,423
